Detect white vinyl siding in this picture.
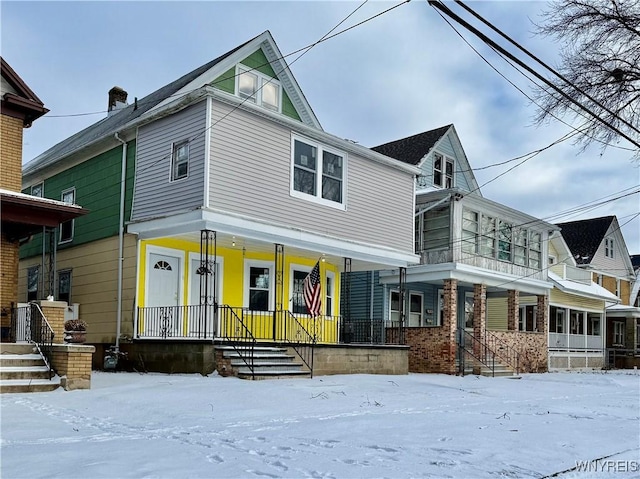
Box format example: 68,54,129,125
208,102,414,252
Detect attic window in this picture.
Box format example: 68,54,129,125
433,153,454,188
236,66,281,112
605,238,614,258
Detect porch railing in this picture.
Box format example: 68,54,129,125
218,305,256,378
483,330,521,374
136,305,216,339
10,303,31,343
28,303,55,379
341,318,386,344
280,310,315,377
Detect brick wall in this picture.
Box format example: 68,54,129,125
0,114,24,192
1,232,19,329
38,300,66,344
50,344,95,390
491,330,547,372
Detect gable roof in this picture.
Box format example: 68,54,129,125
371,124,452,165
23,31,320,178
1,57,49,127
556,216,615,265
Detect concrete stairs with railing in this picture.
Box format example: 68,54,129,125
0,344,60,393
216,345,311,380
462,351,518,377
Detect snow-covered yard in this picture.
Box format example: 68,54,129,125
2,370,639,479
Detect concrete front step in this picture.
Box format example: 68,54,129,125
237,369,311,380
1,365,52,380
1,344,37,354
0,344,59,393
0,376,61,393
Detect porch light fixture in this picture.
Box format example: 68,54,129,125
232,236,236,247
321,254,326,263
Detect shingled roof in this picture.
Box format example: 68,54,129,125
371,124,452,165
556,216,615,265
23,35,256,177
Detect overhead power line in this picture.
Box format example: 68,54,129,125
427,0,640,150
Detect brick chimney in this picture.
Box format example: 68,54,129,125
108,86,128,115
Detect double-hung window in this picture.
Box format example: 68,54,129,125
519,305,537,332
291,136,345,207
59,188,75,243
171,141,189,181
57,270,72,303
433,153,454,188
237,66,281,112
604,238,614,258
613,321,625,346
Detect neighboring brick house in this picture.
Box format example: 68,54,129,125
555,216,640,368
0,57,87,339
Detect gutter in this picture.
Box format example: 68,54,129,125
114,132,127,354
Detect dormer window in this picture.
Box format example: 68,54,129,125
237,66,281,112
433,153,454,188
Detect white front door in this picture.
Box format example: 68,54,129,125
148,253,180,307
147,253,181,336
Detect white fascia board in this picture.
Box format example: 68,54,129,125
379,262,553,294
208,88,421,177
127,208,420,268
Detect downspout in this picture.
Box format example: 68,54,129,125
114,132,127,353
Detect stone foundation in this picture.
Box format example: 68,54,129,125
490,330,547,372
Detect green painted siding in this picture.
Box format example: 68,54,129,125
240,50,276,77
212,67,236,94
210,50,302,122
281,92,301,121
20,142,136,258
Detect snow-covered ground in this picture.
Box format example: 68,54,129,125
2,370,639,479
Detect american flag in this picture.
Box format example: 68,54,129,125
303,261,321,317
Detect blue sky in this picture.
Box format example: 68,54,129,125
2,1,639,254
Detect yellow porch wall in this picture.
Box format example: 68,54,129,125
138,238,340,314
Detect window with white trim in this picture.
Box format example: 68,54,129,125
408,292,423,327
291,136,345,206
461,209,478,254
389,290,401,325
498,221,513,262
31,182,43,197
613,321,625,346
569,309,585,335
604,238,614,258
587,313,601,336
433,153,454,188
325,272,335,317
519,305,537,332
291,268,309,314
247,264,272,311
550,306,565,334
171,140,189,181
237,66,281,112
59,188,75,243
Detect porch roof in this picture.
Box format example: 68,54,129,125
379,261,553,295
548,271,620,304
126,208,419,271
606,304,640,319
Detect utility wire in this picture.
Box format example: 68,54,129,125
427,0,640,150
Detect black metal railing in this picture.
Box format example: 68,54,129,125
29,303,55,379
137,305,216,339
218,305,256,378
280,310,315,377
340,318,386,344
457,329,497,377
483,330,521,374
